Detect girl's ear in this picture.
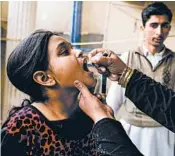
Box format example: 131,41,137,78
33,71,56,87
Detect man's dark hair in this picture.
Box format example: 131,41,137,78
142,2,173,26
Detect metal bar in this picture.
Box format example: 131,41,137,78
71,1,82,49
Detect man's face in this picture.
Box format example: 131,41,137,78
143,15,171,47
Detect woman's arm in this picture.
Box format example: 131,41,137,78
92,118,144,156
125,70,175,133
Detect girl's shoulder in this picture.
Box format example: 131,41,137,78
2,105,43,134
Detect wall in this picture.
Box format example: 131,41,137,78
164,2,175,50
33,1,175,52
81,1,108,34
35,1,108,34
103,1,175,54
1,1,8,123
35,1,73,33
3,1,175,52
35,1,107,49
1,1,8,20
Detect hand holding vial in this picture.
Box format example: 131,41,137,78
88,48,126,81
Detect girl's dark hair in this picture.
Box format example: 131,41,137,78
6,29,57,116
142,2,173,26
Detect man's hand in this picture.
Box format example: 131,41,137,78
74,80,114,123
88,48,126,81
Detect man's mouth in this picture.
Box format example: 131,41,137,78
154,37,163,42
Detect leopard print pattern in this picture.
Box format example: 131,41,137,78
2,106,97,156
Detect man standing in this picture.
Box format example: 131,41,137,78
107,2,175,156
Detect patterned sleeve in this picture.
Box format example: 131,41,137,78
125,70,175,133
92,118,144,156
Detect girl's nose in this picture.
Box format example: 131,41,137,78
74,49,83,57
74,49,88,58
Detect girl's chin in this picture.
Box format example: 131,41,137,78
86,79,97,93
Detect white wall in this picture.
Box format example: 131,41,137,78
35,1,108,35
3,1,175,48
35,1,175,52
35,1,73,33
103,1,175,54
1,1,8,21
81,1,108,34
163,2,175,50
103,2,143,53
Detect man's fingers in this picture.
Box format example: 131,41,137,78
95,93,105,100
74,80,91,97
88,48,106,59
91,56,113,67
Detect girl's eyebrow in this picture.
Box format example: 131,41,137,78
57,42,66,49
56,42,72,50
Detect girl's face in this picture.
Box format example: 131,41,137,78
47,35,97,89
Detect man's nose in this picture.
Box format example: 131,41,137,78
156,25,162,35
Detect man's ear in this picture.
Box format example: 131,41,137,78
33,71,56,87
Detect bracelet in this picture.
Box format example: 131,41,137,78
118,67,129,85
118,67,134,88
125,68,134,87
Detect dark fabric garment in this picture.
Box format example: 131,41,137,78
92,118,144,156
1,105,96,156
1,104,145,156
125,70,175,133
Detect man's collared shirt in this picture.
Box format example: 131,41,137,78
142,45,165,70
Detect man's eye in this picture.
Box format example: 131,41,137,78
162,24,170,29
150,23,158,28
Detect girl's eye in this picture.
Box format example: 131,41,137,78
59,48,69,56
57,42,71,56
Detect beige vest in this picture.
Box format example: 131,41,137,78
123,46,175,127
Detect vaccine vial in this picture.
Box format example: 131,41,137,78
87,52,108,73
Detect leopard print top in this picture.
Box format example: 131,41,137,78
1,105,97,156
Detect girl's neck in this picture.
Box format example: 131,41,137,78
32,88,79,121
